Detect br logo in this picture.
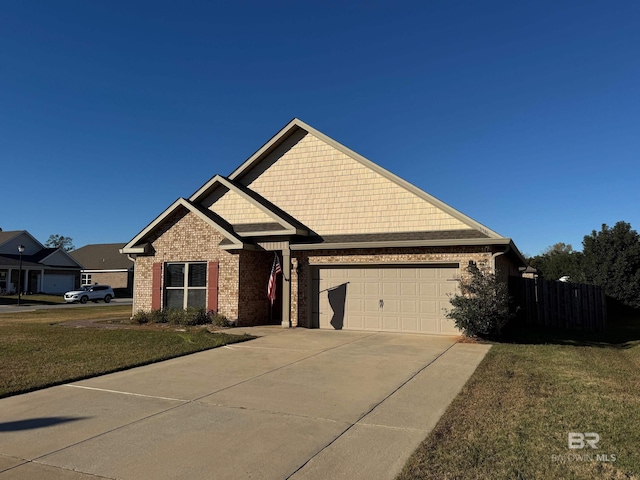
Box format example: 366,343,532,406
568,432,599,449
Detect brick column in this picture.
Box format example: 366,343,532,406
281,248,291,328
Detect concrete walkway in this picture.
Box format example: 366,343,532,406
0,328,490,480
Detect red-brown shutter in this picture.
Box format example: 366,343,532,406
151,263,162,310
207,262,219,312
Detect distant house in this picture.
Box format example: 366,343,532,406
70,243,133,295
0,231,82,294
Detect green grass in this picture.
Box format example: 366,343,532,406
0,306,253,398
398,312,640,480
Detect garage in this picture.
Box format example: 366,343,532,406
313,264,460,335
42,274,76,294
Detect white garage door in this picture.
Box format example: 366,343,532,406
42,274,75,294
314,265,460,335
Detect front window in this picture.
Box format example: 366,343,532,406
165,262,207,309
82,273,92,285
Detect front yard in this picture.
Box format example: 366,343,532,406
0,305,252,398
399,312,640,479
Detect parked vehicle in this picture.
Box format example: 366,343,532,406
64,285,115,304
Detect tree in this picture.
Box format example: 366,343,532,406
45,234,74,252
582,221,640,309
446,264,516,338
528,243,585,282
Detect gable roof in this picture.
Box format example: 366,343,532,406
190,175,309,236
0,231,23,246
224,118,502,239
0,247,82,269
124,118,526,266
70,243,132,270
121,198,249,254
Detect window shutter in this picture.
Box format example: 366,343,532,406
152,263,162,310
207,262,219,312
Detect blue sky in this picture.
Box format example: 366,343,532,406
1,1,639,257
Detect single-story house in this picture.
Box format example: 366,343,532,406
70,243,134,295
122,118,526,334
0,231,82,294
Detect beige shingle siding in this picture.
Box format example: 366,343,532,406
231,132,468,235
209,188,274,224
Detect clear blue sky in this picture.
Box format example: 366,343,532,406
2,1,639,257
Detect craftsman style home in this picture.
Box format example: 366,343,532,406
122,119,526,334
0,230,82,294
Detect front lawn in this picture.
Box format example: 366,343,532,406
398,312,640,479
0,306,252,398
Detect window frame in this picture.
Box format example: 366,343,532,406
81,273,92,285
164,262,207,310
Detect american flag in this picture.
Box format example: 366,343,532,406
267,253,282,305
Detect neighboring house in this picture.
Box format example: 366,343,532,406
0,231,82,294
70,243,134,295
122,118,527,334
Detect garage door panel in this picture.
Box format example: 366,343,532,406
364,316,381,330
440,318,458,334
420,283,437,297
364,299,380,313
400,282,417,296
364,282,379,296
420,317,438,332
420,299,437,315
382,282,397,296
382,316,399,331
318,265,460,335
382,298,398,314
400,299,417,314
401,317,419,332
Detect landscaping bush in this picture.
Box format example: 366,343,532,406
446,264,516,338
149,309,168,324
209,311,232,327
130,308,230,327
131,310,149,324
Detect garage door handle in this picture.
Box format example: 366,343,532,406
379,299,384,309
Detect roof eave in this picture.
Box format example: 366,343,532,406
290,237,513,251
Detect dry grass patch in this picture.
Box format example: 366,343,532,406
398,313,640,479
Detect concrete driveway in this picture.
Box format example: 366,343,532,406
0,328,490,480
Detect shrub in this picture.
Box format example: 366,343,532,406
130,308,231,327
131,310,149,324
446,264,516,339
181,308,212,326
209,311,231,327
149,309,168,324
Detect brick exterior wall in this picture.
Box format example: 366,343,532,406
87,272,129,289
237,249,273,326
291,246,495,328
132,207,240,319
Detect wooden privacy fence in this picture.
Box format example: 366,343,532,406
509,277,607,332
